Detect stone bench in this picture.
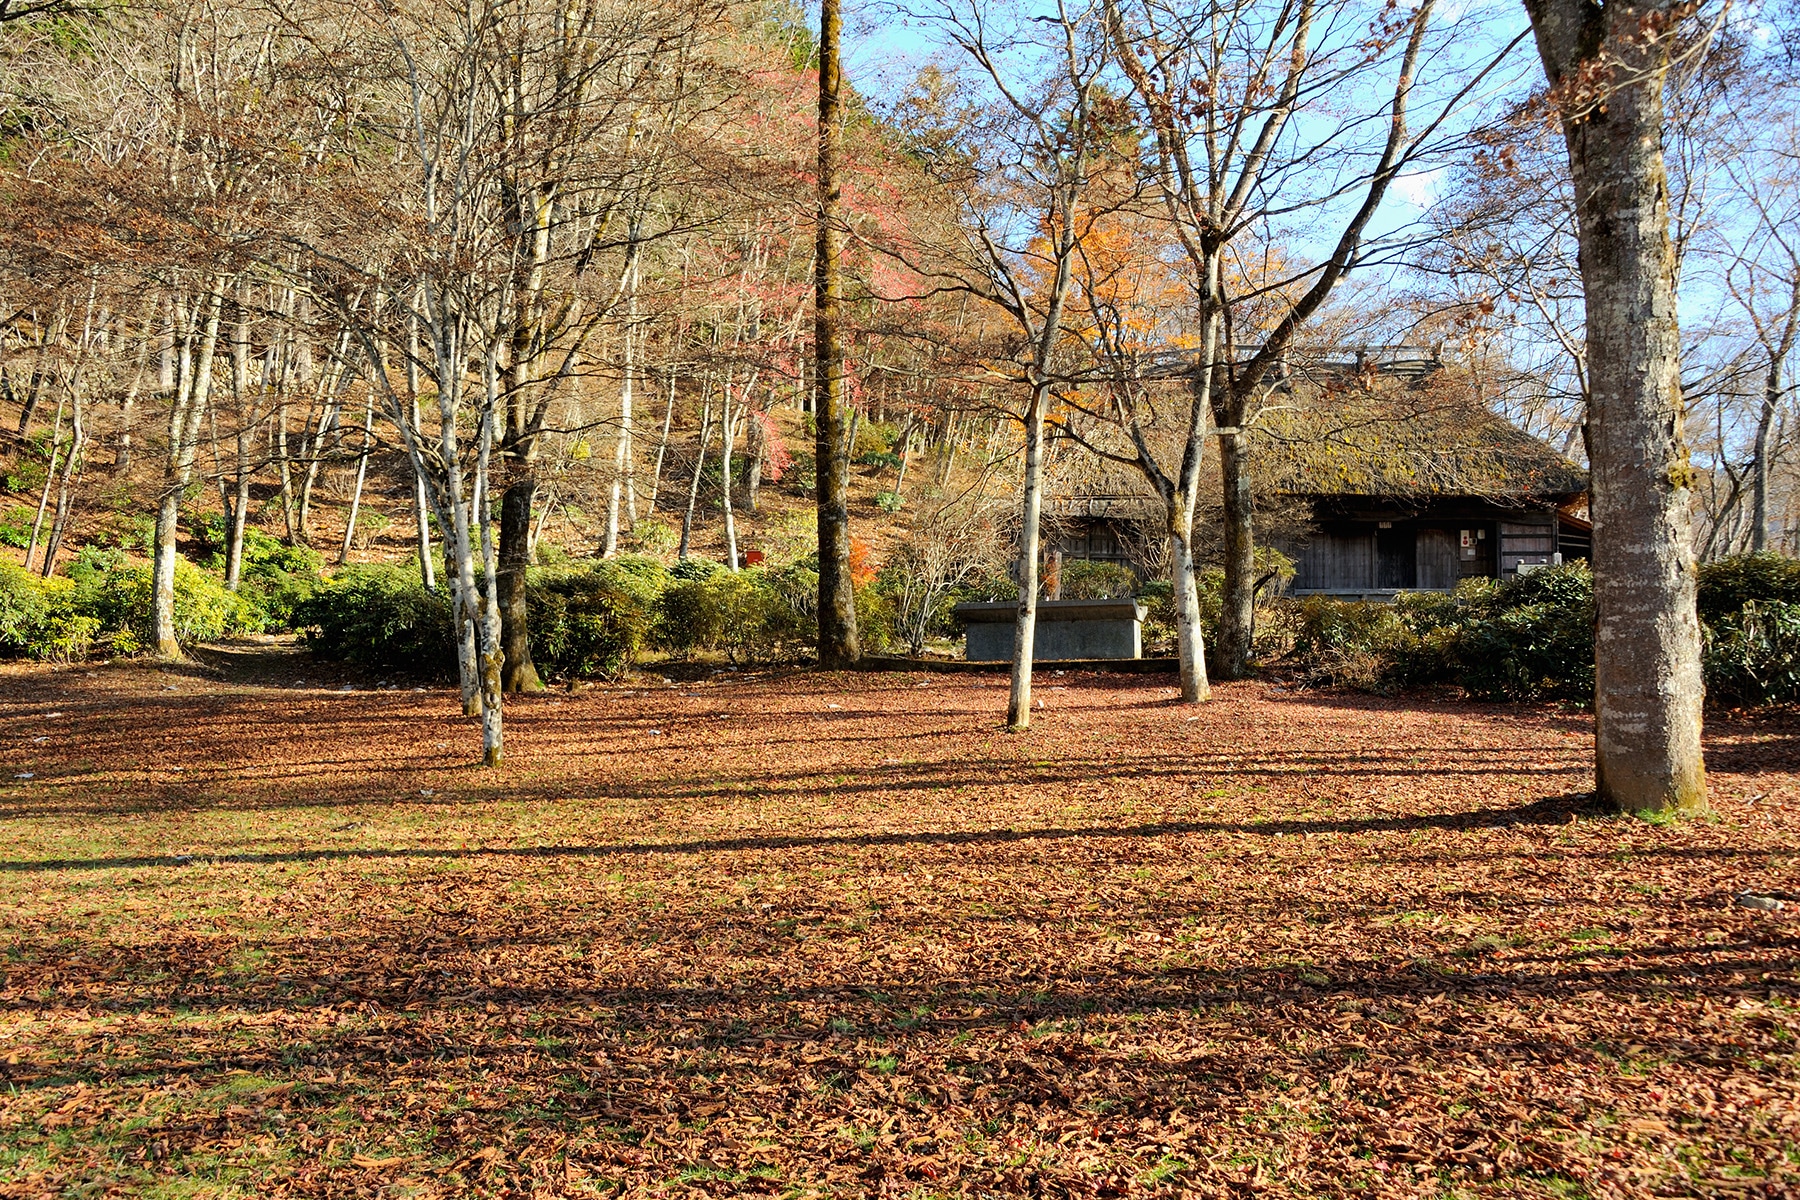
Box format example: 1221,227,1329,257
954,598,1145,661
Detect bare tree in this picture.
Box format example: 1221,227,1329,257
1100,0,1523,682
888,0,1120,727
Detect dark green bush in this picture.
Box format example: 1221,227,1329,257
295,564,454,673
528,557,667,681
1059,559,1136,599
657,566,816,661
1285,564,1594,699
1453,568,1594,702
1705,601,1800,707
669,556,727,582
1697,552,1800,623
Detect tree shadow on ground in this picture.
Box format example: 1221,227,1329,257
0,791,1627,874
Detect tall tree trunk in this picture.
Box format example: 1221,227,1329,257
721,382,740,569
116,294,157,472
679,397,712,559
338,392,374,565
603,280,638,556
746,412,764,514
42,306,92,576
153,285,225,660
814,0,860,666
14,315,57,441
475,367,505,766
647,370,677,514
24,390,65,573
1526,0,1705,814
223,285,252,590
275,390,297,542
408,323,435,590
498,476,543,692
1214,422,1255,679
1750,286,1800,551
1006,388,1048,729
1753,378,1777,553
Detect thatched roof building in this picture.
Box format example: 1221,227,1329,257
1043,376,1590,597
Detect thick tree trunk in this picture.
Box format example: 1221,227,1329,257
814,0,860,667
498,476,543,692
1214,423,1255,679
1006,390,1048,729
1527,0,1705,814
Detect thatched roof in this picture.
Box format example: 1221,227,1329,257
1256,390,1586,503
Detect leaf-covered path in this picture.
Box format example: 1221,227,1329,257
1,656,1796,1197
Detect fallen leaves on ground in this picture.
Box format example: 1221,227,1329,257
0,653,1795,1198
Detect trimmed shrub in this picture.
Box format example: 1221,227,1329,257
295,564,454,673
528,556,667,681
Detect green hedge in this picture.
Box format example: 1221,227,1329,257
529,556,667,680
1284,555,1800,706
0,547,261,660
1705,601,1800,707
1697,552,1800,623
293,555,830,677
1287,565,1596,698
295,563,454,673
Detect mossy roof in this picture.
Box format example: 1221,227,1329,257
1256,390,1586,502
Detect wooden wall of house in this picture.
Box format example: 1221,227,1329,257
1293,530,1378,591
1292,507,1562,594
1417,529,1459,589
1500,519,1557,575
